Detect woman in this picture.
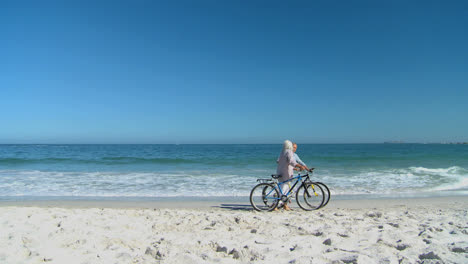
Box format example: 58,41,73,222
276,140,300,211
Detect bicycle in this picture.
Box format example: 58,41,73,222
299,169,331,208
250,168,328,211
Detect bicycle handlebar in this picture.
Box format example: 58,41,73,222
295,168,315,172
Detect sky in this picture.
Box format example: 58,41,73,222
1,0,467,144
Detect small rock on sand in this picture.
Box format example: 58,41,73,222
451,247,468,253
396,244,409,251
366,211,382,218
341,255,358,264
145,247,163,260
216,246,228,253
418,251,440,260
145,247,155,257
312,231,323,236
323,238,332,246
229,249,240,259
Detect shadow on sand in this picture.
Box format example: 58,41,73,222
213,203,253,211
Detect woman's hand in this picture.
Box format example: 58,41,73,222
294,165,306,171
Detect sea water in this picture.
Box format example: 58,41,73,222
0,144,467,200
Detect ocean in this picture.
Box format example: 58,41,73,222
0,144,467,200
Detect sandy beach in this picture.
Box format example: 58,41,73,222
1,196,467,264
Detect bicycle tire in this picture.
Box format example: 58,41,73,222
315,182,331,207
296,182,324,211
250,183,279,212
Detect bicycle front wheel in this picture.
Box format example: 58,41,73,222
315,182,330,207
250,183,279,212
296,182,324,211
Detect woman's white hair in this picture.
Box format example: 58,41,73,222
283,140,293,151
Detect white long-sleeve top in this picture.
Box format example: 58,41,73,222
276,149,297,182
293,153,306,167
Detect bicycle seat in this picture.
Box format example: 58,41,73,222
271,174,281,179
257,178,274,183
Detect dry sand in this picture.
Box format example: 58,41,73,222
1,196,467,264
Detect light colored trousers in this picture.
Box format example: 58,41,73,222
278,181,291,207
278,179,301,207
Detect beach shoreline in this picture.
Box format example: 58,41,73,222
1,196,467,263
1,195,467,210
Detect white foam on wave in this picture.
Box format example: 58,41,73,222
406,166,468,192
408,166,466,176
0,166,467,198
0,170,253,197
432,177,468,192
315,166,468,196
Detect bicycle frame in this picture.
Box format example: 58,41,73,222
262,172,312,201
277,173,311,196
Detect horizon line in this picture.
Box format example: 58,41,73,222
0,142,463,145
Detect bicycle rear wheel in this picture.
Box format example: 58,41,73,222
296,182,324,211
250,183,279,212
315,182,330,207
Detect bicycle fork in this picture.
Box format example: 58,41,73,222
304,183,319,198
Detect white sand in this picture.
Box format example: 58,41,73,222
1,197,467,264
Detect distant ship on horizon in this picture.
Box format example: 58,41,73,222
383,141,468,144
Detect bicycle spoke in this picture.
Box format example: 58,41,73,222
250,183,279,211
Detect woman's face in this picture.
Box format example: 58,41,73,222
293,144,297,152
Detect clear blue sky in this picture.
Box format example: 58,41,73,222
1,0,467,144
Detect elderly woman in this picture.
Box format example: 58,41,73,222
276,140,301,211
